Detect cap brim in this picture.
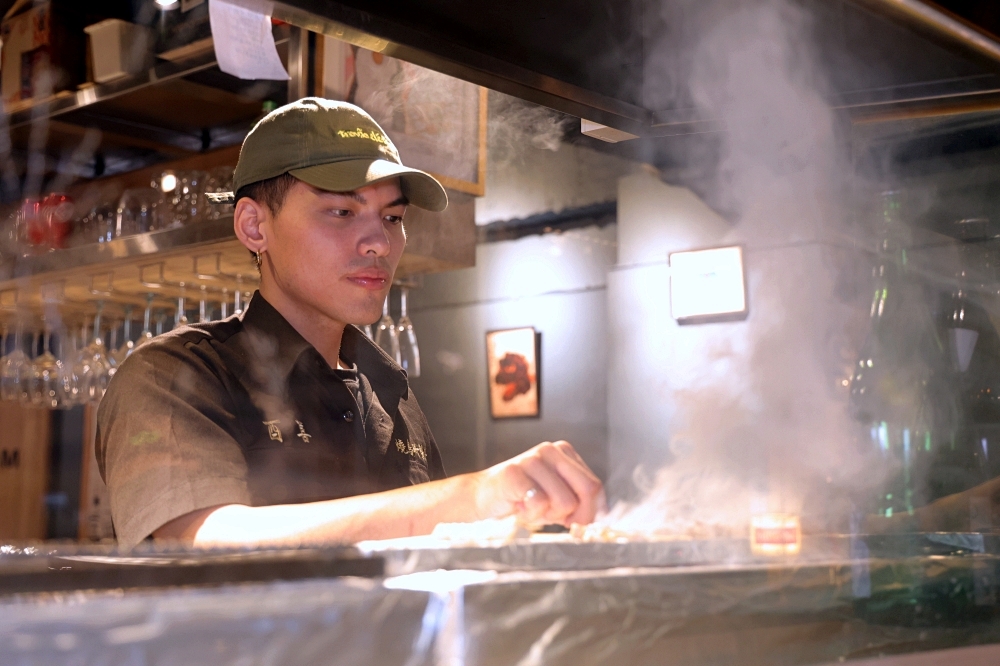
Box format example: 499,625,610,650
289,158,449,212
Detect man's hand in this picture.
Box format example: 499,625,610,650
473,441,606,526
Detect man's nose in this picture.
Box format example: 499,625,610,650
357,216,391,257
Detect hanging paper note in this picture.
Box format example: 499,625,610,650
209,0,289,81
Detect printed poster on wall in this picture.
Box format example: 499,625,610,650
486,327,540,419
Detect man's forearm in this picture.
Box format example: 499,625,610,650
154,440,604,547
173,472,484,547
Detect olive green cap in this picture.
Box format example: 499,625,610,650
207,97,448,212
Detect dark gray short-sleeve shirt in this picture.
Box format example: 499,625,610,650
96,292,445,548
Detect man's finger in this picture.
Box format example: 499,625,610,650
537,444,603,524
520,454,581,523
553,440,587,466
501,464,550,522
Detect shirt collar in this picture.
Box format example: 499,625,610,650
240,291,408,396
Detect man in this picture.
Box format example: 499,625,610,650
97,98,605,549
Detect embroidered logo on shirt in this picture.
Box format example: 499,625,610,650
295,420,312,443
129,430,161,447
263,420,283,443
395,439,426,462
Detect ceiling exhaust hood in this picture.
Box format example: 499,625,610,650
272,0,1000,137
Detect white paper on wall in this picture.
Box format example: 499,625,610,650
669,245,747,322
209,0,289,81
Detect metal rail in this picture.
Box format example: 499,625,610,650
854,0,1000,67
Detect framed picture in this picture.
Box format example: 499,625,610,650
321,36,488,196
669,245,749,325
486,327,540,419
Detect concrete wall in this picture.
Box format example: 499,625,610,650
407,225,617,480
475,141,637,225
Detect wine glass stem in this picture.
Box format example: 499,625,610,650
123,306,133,340
383,294,391,317
143,295,153,334
93,301,104,344
400,288,409,318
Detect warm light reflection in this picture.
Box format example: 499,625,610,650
160,172,177,193
750,513,801,556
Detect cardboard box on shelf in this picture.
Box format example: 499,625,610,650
84,19,152,84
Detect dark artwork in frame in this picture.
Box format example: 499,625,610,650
486,327,540,419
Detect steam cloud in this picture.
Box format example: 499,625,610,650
603,0,881,538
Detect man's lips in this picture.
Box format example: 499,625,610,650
345,270,391,290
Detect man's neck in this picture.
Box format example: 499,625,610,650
258,283,347,369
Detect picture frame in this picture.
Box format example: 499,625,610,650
486,327,540,419
669,245,749,325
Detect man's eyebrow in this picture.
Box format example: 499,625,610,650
321,192,407,208
322,190,367,204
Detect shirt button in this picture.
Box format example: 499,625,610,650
343,410,355,423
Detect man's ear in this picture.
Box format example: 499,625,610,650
234,197,269,254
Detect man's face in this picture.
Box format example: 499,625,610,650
260,178,407,326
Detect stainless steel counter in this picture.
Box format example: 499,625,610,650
4,536,1000,665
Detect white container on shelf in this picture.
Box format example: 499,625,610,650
84,19,152,84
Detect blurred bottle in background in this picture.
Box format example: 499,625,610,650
850,190,960,524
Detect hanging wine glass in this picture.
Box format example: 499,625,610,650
18,329,37,404
198,285,210,323
1,324,29,402
396,287,420,377
133,294,155,352
374,293,400,364
362,324,373,340
29,323,62,408
175,283,189,329
59,322,84,407
106,318,120,375
110,305,135,367
233,287,244,317
83,302,113,402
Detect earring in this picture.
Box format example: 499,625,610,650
254,251,262,269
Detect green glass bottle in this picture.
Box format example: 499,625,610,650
850,191,959,523
931,218,1000,504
